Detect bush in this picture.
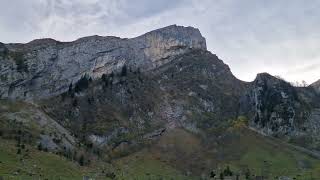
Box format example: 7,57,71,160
210,171,216,178
223,166,233,176
106,172,116,179
245,169,251,180
37,143,43,151
220,172,224,180
79,154,85,166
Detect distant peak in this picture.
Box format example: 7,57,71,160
148,24,201,33
137,24,207,51
254,73,292,87
27,38,59,45
255,73,274,80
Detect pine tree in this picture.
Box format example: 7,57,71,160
68,83,73,94
121,65,127,76
79,154,85,166
37,143,43,151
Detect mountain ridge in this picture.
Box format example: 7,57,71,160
0,25,206,100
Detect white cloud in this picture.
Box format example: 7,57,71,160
0,0,319,83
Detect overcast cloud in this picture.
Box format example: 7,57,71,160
0,0,319,84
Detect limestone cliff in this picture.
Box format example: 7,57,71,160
0,25,206,100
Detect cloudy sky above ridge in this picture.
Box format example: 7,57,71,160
1,0,319,84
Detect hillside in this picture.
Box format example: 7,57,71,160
0,25,319,179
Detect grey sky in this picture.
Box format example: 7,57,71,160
0,0,319,84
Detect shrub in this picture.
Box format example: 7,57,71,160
106,172,116,179
79,154,85,166
220,172,224,180
37,143,43,151
245,169,251,180
223,166,233,176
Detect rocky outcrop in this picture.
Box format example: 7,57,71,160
239,73,320,150
240,73,298,136
0,25,206,100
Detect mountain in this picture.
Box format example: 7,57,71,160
0,25,320,179
0,25,206,99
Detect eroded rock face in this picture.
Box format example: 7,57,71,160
239,73,320,150
0,25,206,100
240,73,298,136
239,73,320,137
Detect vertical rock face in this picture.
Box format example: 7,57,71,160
239,73,320,150
240,73,298,136
0,25,206,100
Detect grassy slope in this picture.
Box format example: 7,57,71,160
114,150,193,180
0,139,84,179
224,128,320,179
1,128,320,179
0,99,319,179
0,137,192,180
114,128,320,179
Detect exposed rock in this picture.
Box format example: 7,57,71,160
240,73,298,136
0,25,206,100
143,128,166,140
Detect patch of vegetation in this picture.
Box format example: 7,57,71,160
231,116,249,129
0,48,8,59
0,139,84,179
219,128,320,179
114,150,194,180
9,51,28,72
101,72,114,87
74,74,92,93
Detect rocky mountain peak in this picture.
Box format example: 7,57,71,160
0,25,207,100
254,73,284,86
137,25,206,50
